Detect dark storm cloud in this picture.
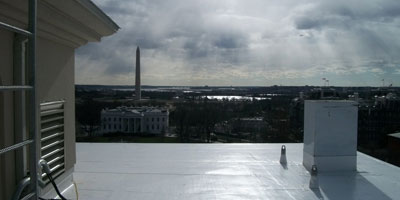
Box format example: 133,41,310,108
295,0,400,30
80,0,253,77
75,0,400,86
182,31,248,60
76,41,133,75
292,0,400,74
214,34,248,49
183,40,209,58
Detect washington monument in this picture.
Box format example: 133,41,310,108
135,46,141,100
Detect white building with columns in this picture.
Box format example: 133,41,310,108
101,106,169,135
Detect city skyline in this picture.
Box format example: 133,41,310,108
76,0,400,87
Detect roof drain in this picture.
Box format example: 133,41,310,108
38,159,67,200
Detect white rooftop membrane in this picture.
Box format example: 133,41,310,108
63,143,400,200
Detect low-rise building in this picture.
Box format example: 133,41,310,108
101,106,169,135
232,117,268,133
358,94,400,148
388,132,400,167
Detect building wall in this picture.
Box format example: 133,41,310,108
388,136,400,167
358,100,400,148
36,37,76,172
101,113,134,134
0,30,76,199
101,110,169,135
144,113,169,134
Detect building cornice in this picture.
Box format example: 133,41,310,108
74,0,120,33
0,0,119,48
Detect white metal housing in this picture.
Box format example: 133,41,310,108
303,100,358,171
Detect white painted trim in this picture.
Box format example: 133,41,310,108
0,0,118,48
75,0,120,31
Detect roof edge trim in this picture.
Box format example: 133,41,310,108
76,0,120,32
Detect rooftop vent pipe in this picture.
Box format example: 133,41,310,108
309,165,319,189
303,100,358,172
280,145,287,165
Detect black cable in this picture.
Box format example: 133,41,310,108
46,172,67,200
38,172,68,200
38,159,68,200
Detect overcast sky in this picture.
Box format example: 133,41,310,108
75,0,400,86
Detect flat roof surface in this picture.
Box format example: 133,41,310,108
65,143,400,200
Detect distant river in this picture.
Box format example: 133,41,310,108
202,95,271,101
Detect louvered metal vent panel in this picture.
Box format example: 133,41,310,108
40,100,65,184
